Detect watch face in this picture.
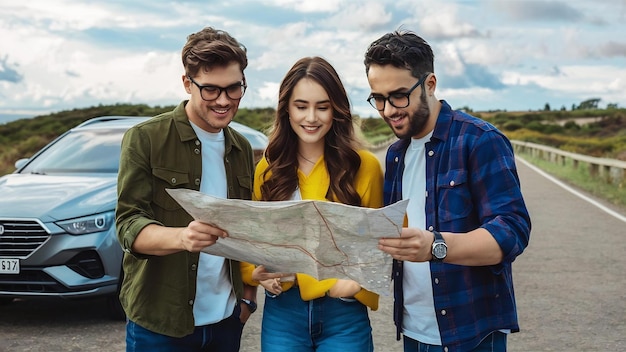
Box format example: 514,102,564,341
433,243,447,259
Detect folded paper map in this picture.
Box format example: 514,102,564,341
166,188,408,295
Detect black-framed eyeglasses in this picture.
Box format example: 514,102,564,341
367,73,430,111
187,75,247,101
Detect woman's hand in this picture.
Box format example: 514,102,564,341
328,279,362,298
252,265,293,296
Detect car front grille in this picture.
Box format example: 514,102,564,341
0,269,67,293
0,220,50,258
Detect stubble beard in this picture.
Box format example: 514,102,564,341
195,101,237,133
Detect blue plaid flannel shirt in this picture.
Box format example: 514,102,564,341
385,100,531,351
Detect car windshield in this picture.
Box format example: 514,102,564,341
20,128,125,174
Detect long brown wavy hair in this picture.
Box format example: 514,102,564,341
260,57,363,206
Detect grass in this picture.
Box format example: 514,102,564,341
515,150,626,209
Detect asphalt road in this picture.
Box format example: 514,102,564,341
1,153,625,351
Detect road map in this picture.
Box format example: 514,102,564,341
166,188,408,295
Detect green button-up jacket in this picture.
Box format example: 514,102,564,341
115,101,254,337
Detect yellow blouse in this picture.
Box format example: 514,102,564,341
241,149,384,310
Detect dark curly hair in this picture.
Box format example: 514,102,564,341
364,30,434,80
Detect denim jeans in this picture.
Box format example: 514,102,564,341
403,331,507,352
261,287,373,352
126,304,244,352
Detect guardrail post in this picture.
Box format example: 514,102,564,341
589,163,599,178
610,167,624,186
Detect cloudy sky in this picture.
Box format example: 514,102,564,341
1,0,625,121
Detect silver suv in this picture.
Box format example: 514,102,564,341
0,116,267,319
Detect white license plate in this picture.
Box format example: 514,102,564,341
0,258,20,274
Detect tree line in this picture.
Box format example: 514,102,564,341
1,103,624,176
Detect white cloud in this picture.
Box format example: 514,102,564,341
323,2,393,30
259,0,340,13
0,0,625,117
501,64,626,108
418,9,482,40
257,81,280,104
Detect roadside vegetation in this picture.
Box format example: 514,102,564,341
477,105,626,208
1,102,624,208
516,151,626,208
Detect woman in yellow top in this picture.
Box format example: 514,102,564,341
242,56,383,351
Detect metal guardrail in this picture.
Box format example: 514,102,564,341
511,140,626,185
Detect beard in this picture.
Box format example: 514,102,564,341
387,90,430,140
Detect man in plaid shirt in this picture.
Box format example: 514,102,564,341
364,30,531,352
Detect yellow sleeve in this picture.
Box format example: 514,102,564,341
354,289,380,311
296,274,337,301
240,262,258,286
356,150,384,209
253,156,270,201
296,273,380,310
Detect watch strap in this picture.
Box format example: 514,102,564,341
431,230,447,261
240,298,257,313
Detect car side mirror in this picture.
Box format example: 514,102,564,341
14,158,29,170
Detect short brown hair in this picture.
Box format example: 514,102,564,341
182,27,247,78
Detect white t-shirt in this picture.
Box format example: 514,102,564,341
401,132,442,344
190,122,236,326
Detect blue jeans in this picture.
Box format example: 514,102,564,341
126,304,244,352
403,331,507,352
261,287,373,352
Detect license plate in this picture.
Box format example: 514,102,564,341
0,258,19,274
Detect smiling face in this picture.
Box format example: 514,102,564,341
367,64,436,139
183,62,244,133
287,77,333,152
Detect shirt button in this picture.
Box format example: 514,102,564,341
428,226,434,231
444,347,449,352
394,156,399,162
195,140,200,145
188,300,194,306
191,264,197,271
195,178,200,185
428,150,434,157
441,309,447,316
449,180,455,187
194,148,200,154
434,278,439,284
171,178,177,184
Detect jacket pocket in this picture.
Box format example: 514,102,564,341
436,170,472,222
152,167,191,211
235,175,252,199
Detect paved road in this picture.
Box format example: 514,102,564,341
242,152,626,351
505,158,626,351
1,155,624,351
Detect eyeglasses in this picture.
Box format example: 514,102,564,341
367,73,430,111
187,75,247,101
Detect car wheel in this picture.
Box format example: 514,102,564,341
106,294,125,321
107,267,126,321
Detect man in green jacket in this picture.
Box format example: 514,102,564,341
116,27,257,351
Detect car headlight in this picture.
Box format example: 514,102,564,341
56,211,114,235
